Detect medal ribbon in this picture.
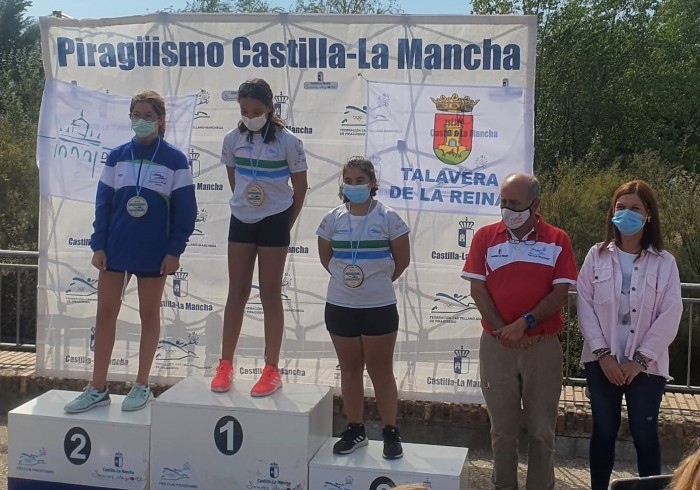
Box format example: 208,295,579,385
347,200,372,267
248,124,270,183
130,137,161,197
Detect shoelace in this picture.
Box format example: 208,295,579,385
79,386,99,400
262,367,278,382
129,385,148,397
216,364,230,375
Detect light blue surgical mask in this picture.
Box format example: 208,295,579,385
611,209,646,235
343,184,371,204
131,118,158,138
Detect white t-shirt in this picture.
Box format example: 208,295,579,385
221,127,307,223
616,250,636,363
316,200,410,308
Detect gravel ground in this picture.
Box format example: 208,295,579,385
0,416,671,490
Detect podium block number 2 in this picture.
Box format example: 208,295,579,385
214,415,243,456
64,427,91,465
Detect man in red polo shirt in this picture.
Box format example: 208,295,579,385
462,173,577,490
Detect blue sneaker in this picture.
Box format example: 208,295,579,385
121,383,153,412
64,385,111,413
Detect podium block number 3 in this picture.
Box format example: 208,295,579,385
64,427,91,465
214,416,243,455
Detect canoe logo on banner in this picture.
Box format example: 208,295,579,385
323,475,354,489
160,461,191,482
431,93,480,165
66,275,99,305
156,332,199,362
17,447,49,469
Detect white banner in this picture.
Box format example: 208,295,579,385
37,13,536,403
37,79,196,203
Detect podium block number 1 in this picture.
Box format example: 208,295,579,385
214,415,243,456
64,427,91,465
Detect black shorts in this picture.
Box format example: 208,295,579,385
105,268,163,278
228,206,292,247
324,303,399,338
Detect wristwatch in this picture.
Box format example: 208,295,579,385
522,313,537,329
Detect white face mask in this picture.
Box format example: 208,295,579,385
501,204,532,229
241,113,267,132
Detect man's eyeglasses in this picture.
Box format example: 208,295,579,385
508,233,537,246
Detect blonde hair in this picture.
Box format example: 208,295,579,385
670,446,700,489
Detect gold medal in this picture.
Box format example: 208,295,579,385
343,264,364,288
246,183,265,206
126,196,148,217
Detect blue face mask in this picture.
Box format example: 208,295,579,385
343,184,371,204
611,209,646,235
131,118,158,138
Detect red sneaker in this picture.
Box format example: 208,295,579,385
210,360,233,392
250,364,282,397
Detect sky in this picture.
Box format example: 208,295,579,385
26,0,472,20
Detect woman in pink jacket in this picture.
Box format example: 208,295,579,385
577,180,683,490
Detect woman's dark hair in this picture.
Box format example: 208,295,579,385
339,156,379,203
601,179,664,253
237,78,285,144
130,90,166,137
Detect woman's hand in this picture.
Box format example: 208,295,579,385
620,361,645,384
160,255,180,275
91,250,107,271
599,355,625,386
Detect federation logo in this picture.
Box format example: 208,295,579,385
431,93,480,165
156,332,199,361
431,293,477,315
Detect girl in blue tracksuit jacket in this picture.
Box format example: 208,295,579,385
64,90,197,414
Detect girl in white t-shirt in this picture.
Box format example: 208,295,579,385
316,157,410,460
212,78,308,397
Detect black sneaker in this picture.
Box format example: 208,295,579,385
333,423,368,454
382,425,403,459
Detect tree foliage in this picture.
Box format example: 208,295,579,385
0,0,41,250
293,0,402,14
473,0,700,173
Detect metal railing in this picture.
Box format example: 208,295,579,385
564,284,700,393
0,250,38,351
1,249,699,392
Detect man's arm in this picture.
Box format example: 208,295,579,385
469,278,506,330
497,283,570,346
